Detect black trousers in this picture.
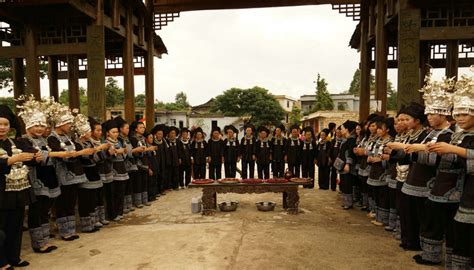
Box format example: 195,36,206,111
453,221,474,267
257,163,270,179
422,200,458,244
302,162,315,188
388,186,397,210
179,164,192,187
56,184,78,219
103,182,114,220
241,160,255,179
288,163,301,178
318,166,330,189
148,174,157,199
78,188,97,217
224,162,237,178
373,185,390,211
399,193,426,249
0,207,25,266
96,186,105,207
330,167,338,191
339,173,353,195
112,181,126,217
193,164,206,179
272,161,285,178
126,172,135,196
169,166,180,189
28,196,52,228
133,170,146,195
209,163,222,180
360,175,369,194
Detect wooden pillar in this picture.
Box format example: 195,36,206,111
397,0,422,109
48,56,59,101
12,58,25,103
67,55,80,111
111,0,120,29
359,0,371,121
145,0,155,128
446,40,459,79
419,42,431,88
375,0,387,115
87,25,106,121
123,4,135,123
24,26,40,99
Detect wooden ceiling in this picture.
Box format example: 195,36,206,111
153,0,360,13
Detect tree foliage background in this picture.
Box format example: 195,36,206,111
211,86,285,126
313,73,334,112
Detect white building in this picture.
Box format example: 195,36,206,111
300,93,378,113
273,95,298,124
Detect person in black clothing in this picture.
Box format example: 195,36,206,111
329,127,342,191
0,105,37,269
240,124,256,179
256,126,272,179
151,124,169,194
301,126,317,188
190,127,208,179
145,132,159,200
335,120,358,209
271,124,286,178
129,122,149,206
223,125,239,178
286,124,302,178
179,128,192,188
208,126,223,180
316,128,332,189
166,126,181,190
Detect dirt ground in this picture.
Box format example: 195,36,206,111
19,186,443,270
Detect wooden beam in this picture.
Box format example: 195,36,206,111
123,3,135,123
111,0,120,29
419,42,430,88
12,58,25,103
57,67,145,79
24,26,41,99
87,25,106,121
374,0,387,115
446,40,459,79
0,46,26,58
67,55,80,111
359,0,370,121
145,0,155,128
153,0,360,13
397,0,422,109
420,26,474,41
37,43,87,56
48,56,59,101
68,0,97,20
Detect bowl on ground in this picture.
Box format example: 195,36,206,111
255,201,276,212
218,201,239,212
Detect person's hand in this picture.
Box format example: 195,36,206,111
18,152,34,162
35,152,43,162
252,155,256,161
387,142,405,150
427,142,453,155
383,147,393,155
97,143,110,151
148,169,153,176
343,164,350,173
381,154,390,161
179,158,182,165
404,144,426,154
83,148,96,156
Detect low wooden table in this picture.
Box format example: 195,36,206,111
188,181,302,215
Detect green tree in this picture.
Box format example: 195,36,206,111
174,91,190,109
105,77,124,107
346,68,376,96
0,97,16,111
135,94,146,107
313,73,334,111
58,87,88,114
387,81,397,111
289,105,302,126
0,59,48,92
212,86,285,126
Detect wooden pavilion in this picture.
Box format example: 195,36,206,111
1,0,473,125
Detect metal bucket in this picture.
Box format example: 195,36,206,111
191,197,202,213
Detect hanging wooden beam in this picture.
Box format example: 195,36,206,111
48,56,59,101
24,26,41,99
397,0,422,109
374,0,387,115
419,42,431,88
12,58,25,105
67,55,80,111
359,0,371,121
87,25,106,121
446,40,459,79
420,27,474,41
123,4,135,123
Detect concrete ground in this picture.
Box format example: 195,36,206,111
21,187,442,270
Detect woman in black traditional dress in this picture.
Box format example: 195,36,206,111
316,128,332,190
190,127,207,179
286,125,302,179
301,127,317,188
0,105,37,268
255,126,272,180
223,125,239,178
271,124,286,178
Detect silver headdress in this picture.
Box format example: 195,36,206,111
419,69,455,116
43,98,75,127
72,113,91,137
453,65,474,116
16,95,47,129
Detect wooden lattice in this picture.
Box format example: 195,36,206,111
0,24,24,46
38,24,87,45
58,56,145,72
331,4,361,21
421,1,474,27
154,12,180,30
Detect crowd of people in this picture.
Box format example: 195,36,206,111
0,67,473,269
